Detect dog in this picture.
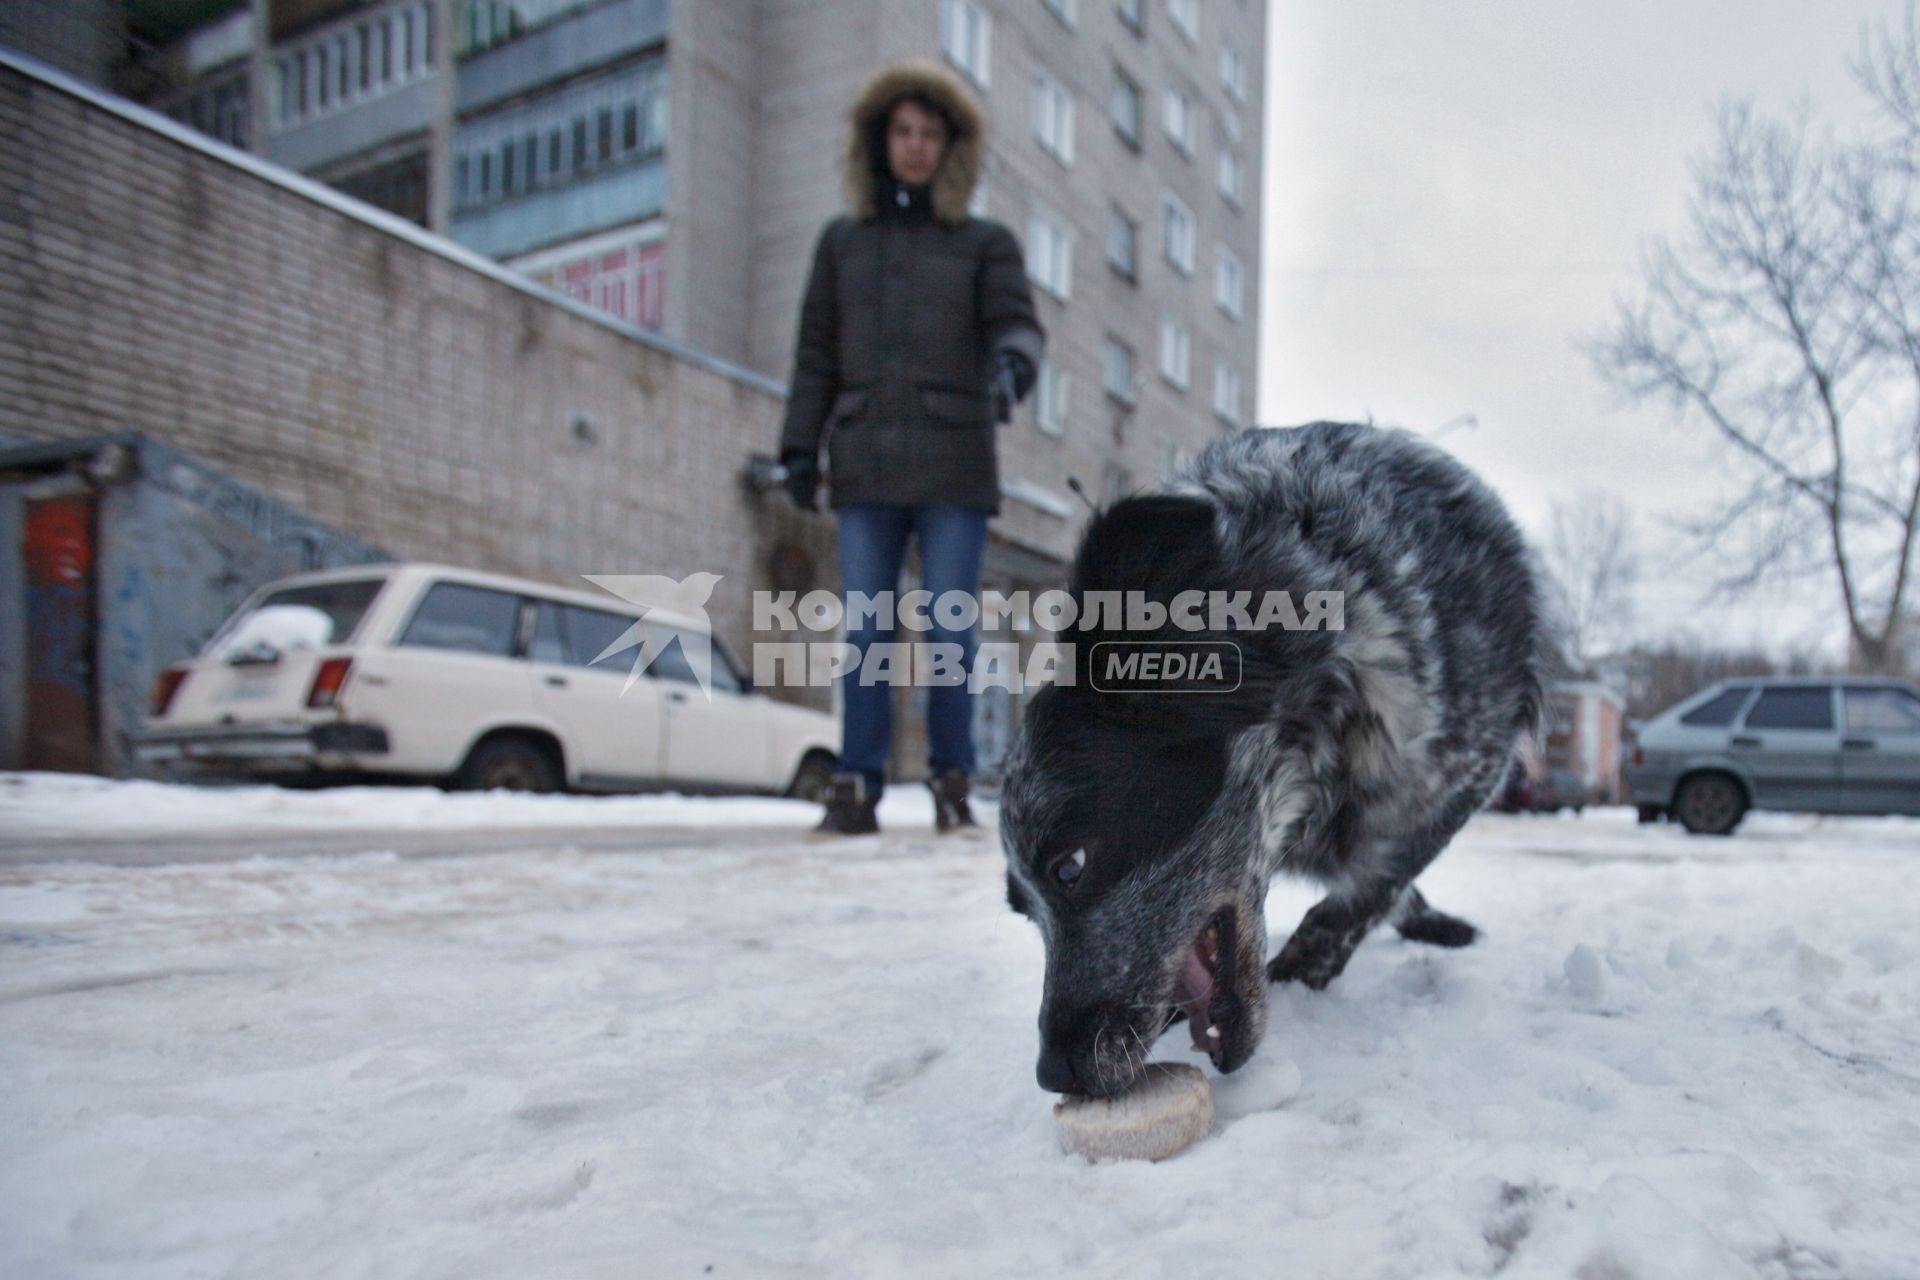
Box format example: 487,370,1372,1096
999,422,1548,1096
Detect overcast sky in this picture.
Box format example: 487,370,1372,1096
1258,0,1909,661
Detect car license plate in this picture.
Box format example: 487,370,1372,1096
224,678,278,702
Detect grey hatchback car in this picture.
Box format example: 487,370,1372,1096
1625,676,1920,834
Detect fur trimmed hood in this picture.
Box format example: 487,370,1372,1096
842,59,985,225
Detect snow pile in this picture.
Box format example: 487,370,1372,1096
1,794,1917,1276
208,604,335,659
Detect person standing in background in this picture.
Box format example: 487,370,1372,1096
778,59,1045,837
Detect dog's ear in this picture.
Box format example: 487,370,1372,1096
1070,494,1219,601
1060,490,1337,740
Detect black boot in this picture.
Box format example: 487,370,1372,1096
929,769,979,833
811,773,880,837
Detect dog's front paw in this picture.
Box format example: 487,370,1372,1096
1266,931,1349,990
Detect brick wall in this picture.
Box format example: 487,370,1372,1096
0,57,837,699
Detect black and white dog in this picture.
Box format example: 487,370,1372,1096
1000,422,1548,1096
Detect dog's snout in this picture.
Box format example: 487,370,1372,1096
1035,1043,1082,1094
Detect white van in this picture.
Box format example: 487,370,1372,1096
135,563,840,797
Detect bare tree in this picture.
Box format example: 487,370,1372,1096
1541,491,1641,670
1593,9,1920,674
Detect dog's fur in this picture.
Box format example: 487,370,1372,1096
999,423,1548,1096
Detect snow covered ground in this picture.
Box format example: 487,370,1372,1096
2,774,1918,1278
0,770,836,838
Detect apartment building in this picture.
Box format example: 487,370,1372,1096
127,0,1264,502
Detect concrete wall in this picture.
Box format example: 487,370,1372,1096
661,0,758,365
0,435,391,775
0,480,23,769
0,0,123,90
0,54,839,717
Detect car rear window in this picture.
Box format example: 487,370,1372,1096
212,577,385,654
1679,686,1752,727
1845,687,1920,733
399,583,523,656
1742,687,1835,731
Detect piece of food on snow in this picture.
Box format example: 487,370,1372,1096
1053,1062,1214,1162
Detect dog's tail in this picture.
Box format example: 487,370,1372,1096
1515,547,1557,747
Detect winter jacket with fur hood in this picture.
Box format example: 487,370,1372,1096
778,59,1046,512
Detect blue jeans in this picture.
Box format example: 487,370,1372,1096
836,503,990,797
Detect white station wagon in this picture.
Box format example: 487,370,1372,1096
136,563,840,797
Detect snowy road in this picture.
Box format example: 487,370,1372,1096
2,775,1918,1278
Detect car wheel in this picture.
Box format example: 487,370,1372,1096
787,752,836,803
457,738,562,794
1674,773,1744,836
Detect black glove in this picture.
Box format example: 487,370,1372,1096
781,451,820,511
990,350,1036,424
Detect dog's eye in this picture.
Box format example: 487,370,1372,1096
1051,848,1087,888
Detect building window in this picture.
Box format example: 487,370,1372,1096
313,44,330,110
1035,361,1070,435
1106,205,1138,281
942,0,993,88
525,235,668,331
1102,336,1137,405
1220,42,1247,103
334,151,430,226
1159,317,1191,389
457,0,604,55
1033,73,1075,165
454,57,669,214
1215,245,1244,319
1028,208,1074,300
1218,146,1243,207
1111,68,1142,149
171,69,253,150
1169,0,1199,44
1163,87,1195,155
1043,0,1078,29
1213,360,1243,425
394,8,413,77
1162,192,1195,275
1116,0,1143,35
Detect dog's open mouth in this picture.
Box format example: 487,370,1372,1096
1171,905,1245,1071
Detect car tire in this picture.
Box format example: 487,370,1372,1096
787,751,837,804
1674,773,1745,836
456,737,562,794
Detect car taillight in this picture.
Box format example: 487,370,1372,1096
1631,747,1644,766
307,657,354,709
150,667,189,717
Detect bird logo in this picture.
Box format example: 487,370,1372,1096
580,573,725,699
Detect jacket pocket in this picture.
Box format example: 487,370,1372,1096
917,385,989,427
827,387,870,429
